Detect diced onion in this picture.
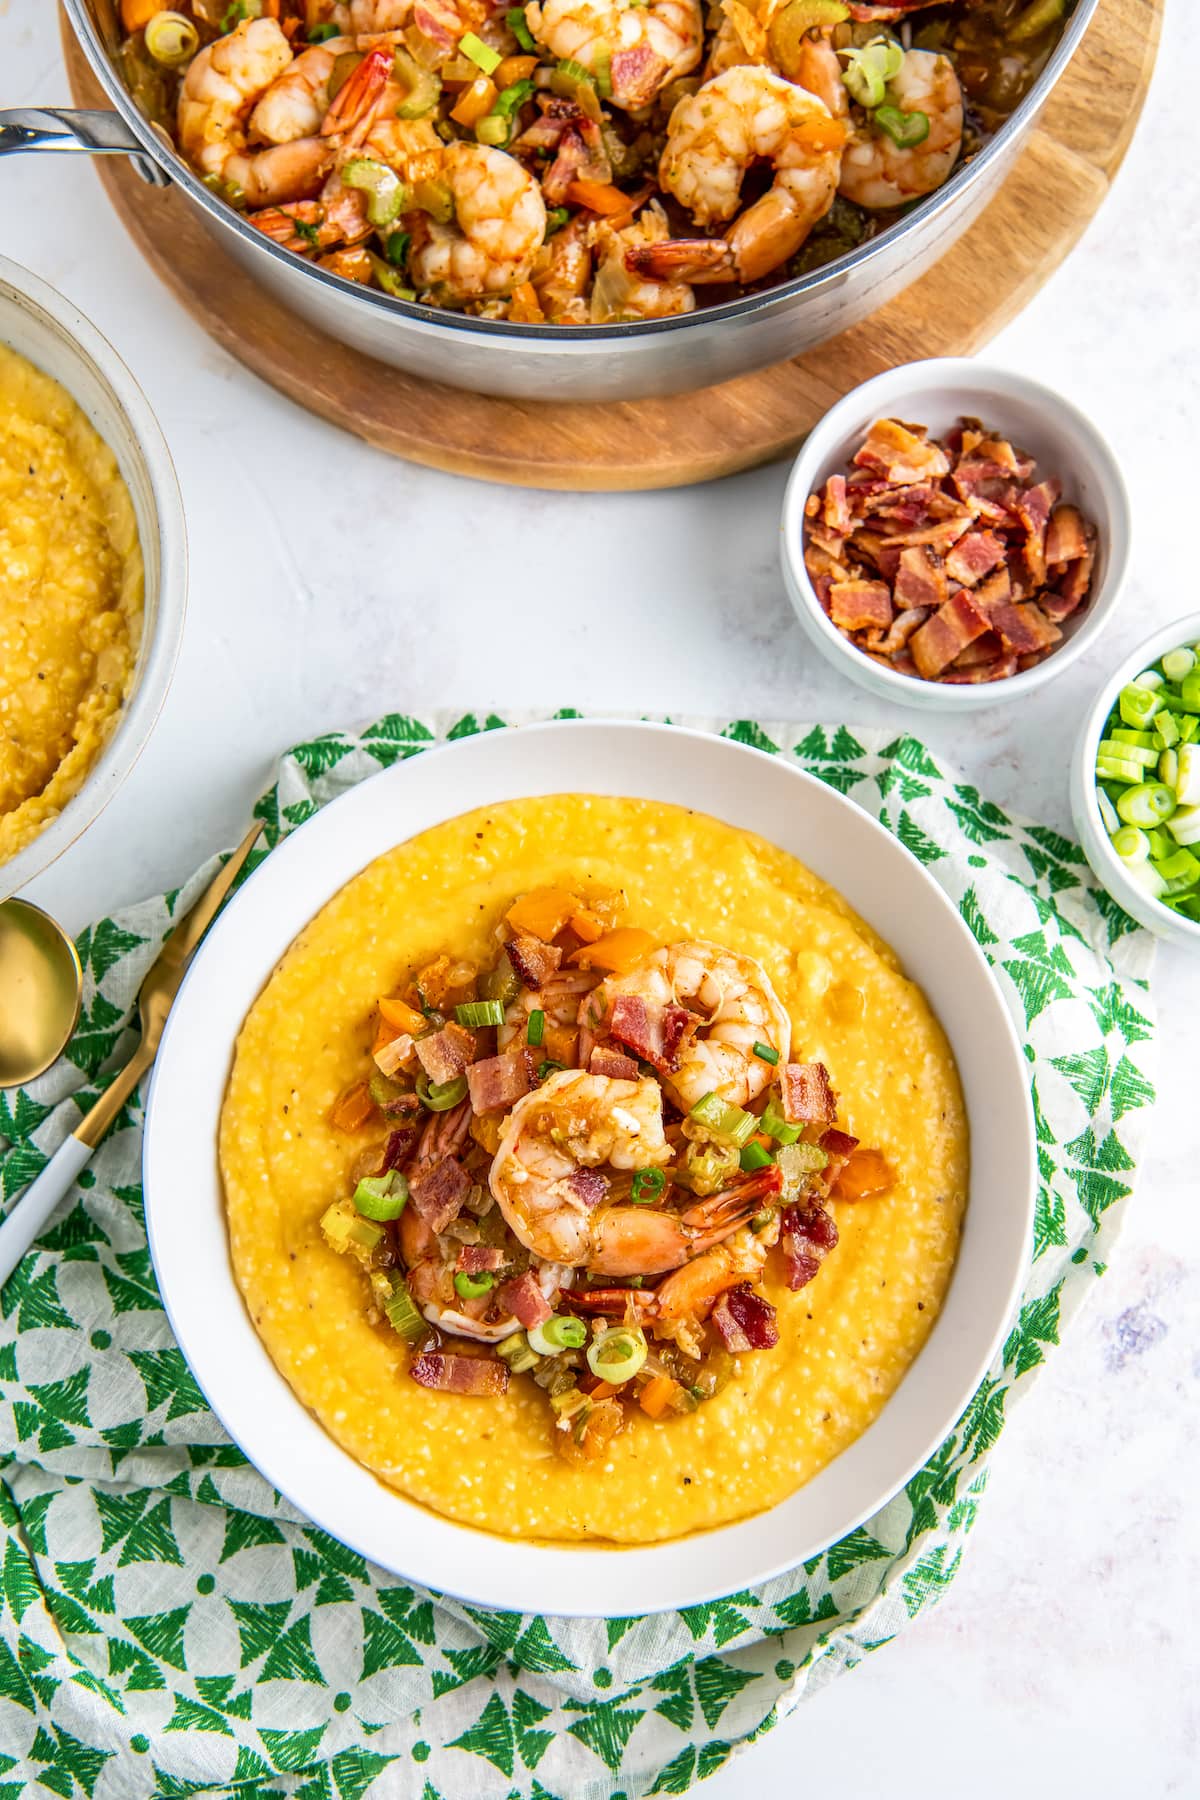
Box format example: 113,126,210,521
144,10,200,64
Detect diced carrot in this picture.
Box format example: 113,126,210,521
372,1016,400,1054
796,117,847,155
582,1377,618,1400
450,75,498,126
564,179,636,216
569,907,606,944
834,1146,895,1201
329,1080,375,1133
120,0,160,29
506,887,581,941
508,281,546,325
317,246,373,283
568,928,655,974
379,996,426,1036
494,52,538,86
639,1375,681,1419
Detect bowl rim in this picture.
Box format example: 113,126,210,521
62,0,1098,345
779,356,1132,712
1071,608,1200,944
0,254,188,899
142,719,1035,1616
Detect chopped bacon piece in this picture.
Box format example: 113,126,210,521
910,590,992,680
408,1156,472,1234
893,544,947,610
1045,502,1089,567
712,1284,780,1352
980,597,1062,658
542,119,610,204
822,472,851,535
467,1046,536,1113
589,1045,640,1082
507,935,563,990
457,1243,506,1275
948,630,1003,668
872,606,930,658
1054,546,1095,607
818,1127,859,1191
569,1169,608,1208
850,531,901,580
779,1201,838,1291
781,1061,836,1125
607,994,694,1072
941,655,1021,684
829,580,893,632
853,417,950,484
382,1126,421,1172
410,1349,509,1396
497,1270,553,1329
944,529,1006,588
1039,583,1087,624
414,1021,476,1086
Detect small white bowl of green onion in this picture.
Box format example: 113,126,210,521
1071,611,1200,945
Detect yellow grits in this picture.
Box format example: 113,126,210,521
220,796,968,1544
0,343,143,866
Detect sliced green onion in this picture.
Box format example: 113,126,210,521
1160,748,1180,789
1153,846,1200,891
586,1325,647,1385
353,1171,408,1222
1095,756,1147,786
384,230,411,270
1182,670,1200,713
1118,682,1162,728
309,21,340,40
1167,805,1200,847
688,1092,756,1148
460,30,502,72
1095,788,1120,834
1098,738,1158,770
506,4,536,49
498,1330,538,1372
1163,647,1197,685
342,157,407,227
1116,781,1176,828
145,11,201,64
873,104,930,148
759,1099,802,1146
1176,743,1200,804
1146,826,1173,860
454,1269,495,1299
839,36,901,108
1154,711,1181,749
416,1071,468,1110
385,1279,425,1342
528,1314,586,1355
630,1167,666,1203
740,1141,774,1172
1134,669,1165,690
752,1041,780,1065
494,77,535,118
537,1059,564,1080
455,998,505,1028
544,206,570,237
1111,826,1149,865
526,1008,545,1046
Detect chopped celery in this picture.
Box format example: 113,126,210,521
586,1326,647,1385
1159,748,1180,789
455,999,505,1027
1163,647,1197,684
740,1141,774,1172
384,1280,426,1342
1099,739,1157,769
1154,711,1181,749
460,31,501,73
759,1099,802,1146
498,1330,539,1372
688,1092,756,1148
342,157,407,226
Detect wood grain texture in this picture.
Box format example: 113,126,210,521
63,0,1160,491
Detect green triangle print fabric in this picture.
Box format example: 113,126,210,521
0,713,1158,1800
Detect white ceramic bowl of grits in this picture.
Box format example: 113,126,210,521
0,256,188,901
143,720,1034,1617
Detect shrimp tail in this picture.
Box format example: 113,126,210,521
679,1163,783,1235
624,238,736,284
247,200,328,250
321,44,393,138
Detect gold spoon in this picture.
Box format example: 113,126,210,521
0,821,263,1287
0,900,83,1087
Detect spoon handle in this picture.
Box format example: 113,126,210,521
0,1134,93,1290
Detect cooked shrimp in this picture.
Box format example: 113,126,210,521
585,939,791,1112
306,0,413,27
837,47,962,210
525,0,703,108
408,142,547,300
179,17,334,205
498,970,598,1051
589,202,697,321
627,67,843,285
576,1219,772,1320
406,1251,567,1343
532,218,593,323
249,40,345,144
706,0,847,112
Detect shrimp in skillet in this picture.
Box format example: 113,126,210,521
178,17,334,205
408,142,548,300
625,67,844,287
837,47,962,209
525,0,703,109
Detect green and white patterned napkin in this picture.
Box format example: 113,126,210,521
0,713,1158,1800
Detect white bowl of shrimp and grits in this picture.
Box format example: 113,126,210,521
144,719,1033,1616
781,357,1131,710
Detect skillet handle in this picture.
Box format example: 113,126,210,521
0,108,170,187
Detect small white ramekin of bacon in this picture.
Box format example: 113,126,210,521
781,360,1131,711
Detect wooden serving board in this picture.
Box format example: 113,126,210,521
64,0,1159,490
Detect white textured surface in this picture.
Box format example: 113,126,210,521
5,3,1197,1791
